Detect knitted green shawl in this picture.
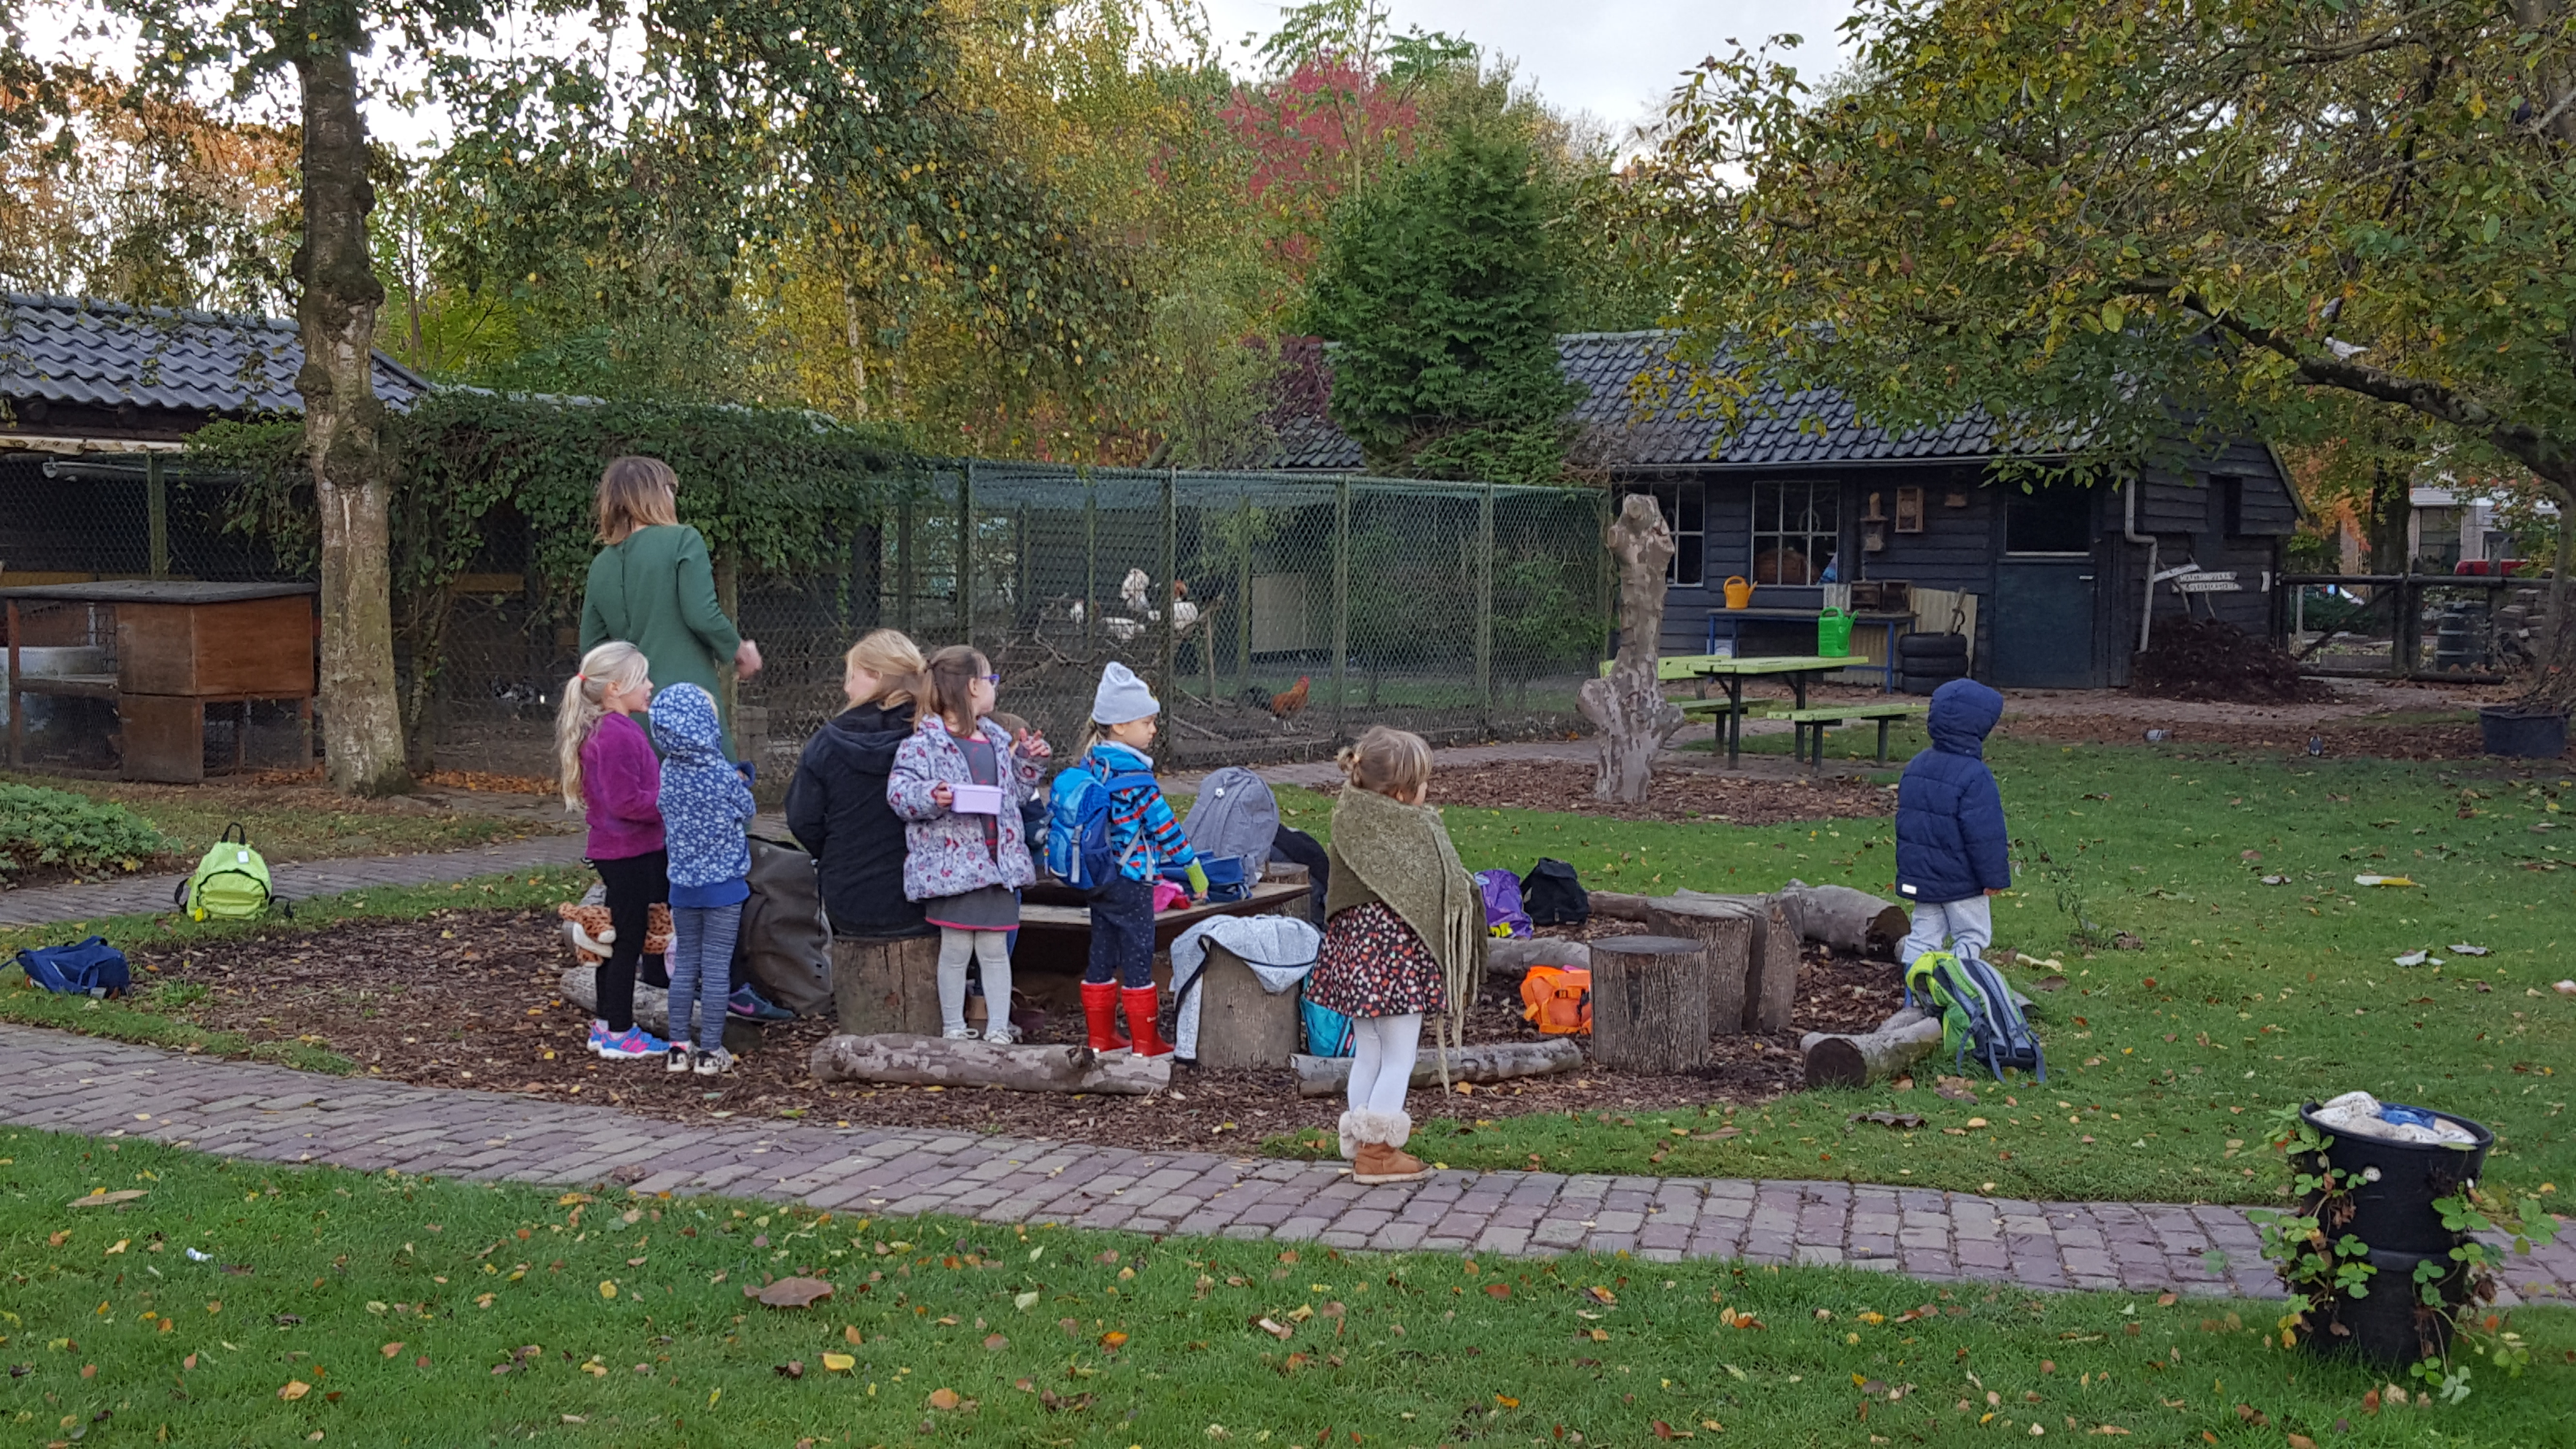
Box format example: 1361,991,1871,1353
1327,785,1487,1067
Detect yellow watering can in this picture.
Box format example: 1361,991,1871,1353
1722,577,1754,610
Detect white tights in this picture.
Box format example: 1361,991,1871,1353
1345,1012,1422,1115
936,927,1013,1038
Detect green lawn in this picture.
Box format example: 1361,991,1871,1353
6,1128,2569,1447
0,771,565,872
1267,742,2576,1205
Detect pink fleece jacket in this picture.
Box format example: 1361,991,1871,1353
581,711,665,859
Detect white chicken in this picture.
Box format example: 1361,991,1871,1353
1118,568,1152,615
1104,616,1145,644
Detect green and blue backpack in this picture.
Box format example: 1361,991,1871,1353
1904,950,2045,1081
174,823,284,921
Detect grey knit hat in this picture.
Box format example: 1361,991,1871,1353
1091,662,1159,725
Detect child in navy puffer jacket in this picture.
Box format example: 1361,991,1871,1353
1893,678,2011,965
651,682,756,1075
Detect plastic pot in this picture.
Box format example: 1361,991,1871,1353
2296,1102,2492,1254
2308,1244,2467,1369
2478,707,2567,759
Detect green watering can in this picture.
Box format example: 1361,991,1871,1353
1817,607,1856,657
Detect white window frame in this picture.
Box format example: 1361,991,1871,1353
1623,482,1706,586
1750,480,1840,585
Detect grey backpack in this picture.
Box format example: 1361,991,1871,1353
1181,766,1279,883
735,834,834,1016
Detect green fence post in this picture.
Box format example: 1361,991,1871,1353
145,452,170,580
1236,492,1254,692
1083,475,1097,656
1332,478,1351,739
959,461,976,650
897,492,917,635
1477,483,1494,730
1159,467,1179,706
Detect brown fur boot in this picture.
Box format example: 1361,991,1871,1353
1348,1109,1427,1183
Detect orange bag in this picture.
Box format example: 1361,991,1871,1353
1519,964,1592,1036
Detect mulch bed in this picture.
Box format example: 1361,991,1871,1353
134,907,1911,1154
1428,759,1896,824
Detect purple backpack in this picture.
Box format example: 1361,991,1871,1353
1477,869,1532,939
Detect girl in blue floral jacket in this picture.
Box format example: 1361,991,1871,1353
887,646,1047,1041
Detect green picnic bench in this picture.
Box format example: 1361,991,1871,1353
1764,701,1928,767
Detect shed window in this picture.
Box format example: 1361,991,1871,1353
1623,483,1705,586
1751,481,1839,584
2215,476,2247,537
2004,485,2093,554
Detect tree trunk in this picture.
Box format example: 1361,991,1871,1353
1800,1008,1943,1089
1644,895,1752,1039
1655,889,1799,1032
807,1033,1169,1095
293,29,408,796
1576,494,1685,804
1772,881,1910,960
1586,934,1709,1073
1290,1039,1583,1098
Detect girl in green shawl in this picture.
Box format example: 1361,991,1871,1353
1304,727,1486,1185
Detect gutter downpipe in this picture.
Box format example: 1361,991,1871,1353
2124,477,2157,655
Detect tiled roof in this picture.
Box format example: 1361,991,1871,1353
1267,329,2006,471
0,293,431,416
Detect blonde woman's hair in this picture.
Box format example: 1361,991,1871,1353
556,641,650,807
596,456,681,543
843,628,925,708
1337,725,1433,800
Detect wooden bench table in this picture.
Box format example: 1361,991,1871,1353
1764,702,1928,767
1016,878,1313,951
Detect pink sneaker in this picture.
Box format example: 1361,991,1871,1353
593,1026,669,1060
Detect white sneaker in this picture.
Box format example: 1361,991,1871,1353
665,1044,694,1074
982,1022,1019,1046
943,1024,978,1041
692,1046,737,1076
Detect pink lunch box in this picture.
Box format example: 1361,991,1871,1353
948,782,1007,815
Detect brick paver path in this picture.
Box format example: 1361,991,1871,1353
0,835,590,928
9,1026,2570,1303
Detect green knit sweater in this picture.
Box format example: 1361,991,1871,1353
580,524,744,743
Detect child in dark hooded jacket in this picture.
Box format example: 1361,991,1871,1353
1893,678,2011,965
651,682,756,1074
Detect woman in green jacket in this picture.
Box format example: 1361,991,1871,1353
579,456,763,754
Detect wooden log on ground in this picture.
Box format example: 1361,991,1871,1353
557,968,762,1054
807,1033,1169,1095
832,934,943,1036
1289,1039,1585,1098
1643,895,1752,1038
1588,891,1654,922
1485,936,1591,983
1744,896,1801,1033
1800,1008,1943,1089
1776,880,1909,960
1586,934,1710,1073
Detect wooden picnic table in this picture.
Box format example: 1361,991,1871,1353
1689,654,1862,768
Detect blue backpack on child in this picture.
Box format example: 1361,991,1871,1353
1045,752,1159,891
16,936,130,998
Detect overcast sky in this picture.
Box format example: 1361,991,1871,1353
1197,0,1858,147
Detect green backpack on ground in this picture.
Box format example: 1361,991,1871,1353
174,824,282,921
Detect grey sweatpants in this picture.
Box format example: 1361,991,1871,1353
1899,897,1993,965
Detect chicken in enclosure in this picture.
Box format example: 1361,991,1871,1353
1118,568,1153,615
1268,675,1312,726
1167,579,1201,636
1104,616,1145,644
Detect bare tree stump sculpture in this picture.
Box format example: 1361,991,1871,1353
1587,934,1710,1072
1577,494,1688,805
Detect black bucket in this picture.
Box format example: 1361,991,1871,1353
2310,1245,2466,1368
2296,1102,2492,1254
2478,707,2568,759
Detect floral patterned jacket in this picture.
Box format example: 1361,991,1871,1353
886,716,1043,902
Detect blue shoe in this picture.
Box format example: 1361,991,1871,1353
728,985,794,1022
586,1019,610,1055
595,1026,669,1060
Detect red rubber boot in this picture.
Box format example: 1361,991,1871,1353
1081,981,1129,1055
1121,986,1175,1060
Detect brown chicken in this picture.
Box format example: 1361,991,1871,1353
1269,675,1312,722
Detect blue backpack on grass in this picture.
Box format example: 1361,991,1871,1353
1044,752,1158,891
1904,950,2045,1081
16,935,130,998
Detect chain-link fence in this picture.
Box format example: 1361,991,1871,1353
4,453,1610,788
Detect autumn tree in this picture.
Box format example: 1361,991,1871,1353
107,0,1153,791
1654,0,2576,695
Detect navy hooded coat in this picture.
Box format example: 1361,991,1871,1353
1894,679,2012,905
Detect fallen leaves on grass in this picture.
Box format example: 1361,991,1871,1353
753,1277,835,1308
67,1190,146,1208
278,1380,310,1401
1849,1111,1926,1129
1254,1317,1294,1340
1935,1077,1980,1104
